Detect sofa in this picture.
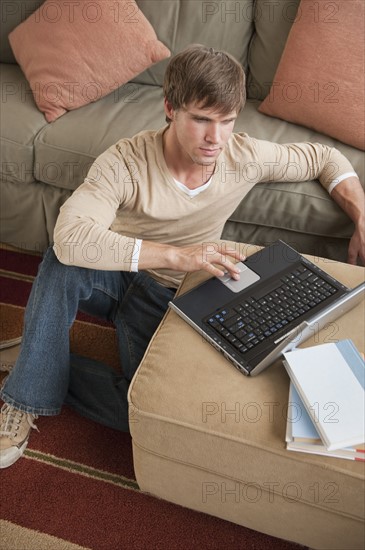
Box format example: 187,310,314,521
1,0,364,261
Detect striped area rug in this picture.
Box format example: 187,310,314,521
0,246,306,550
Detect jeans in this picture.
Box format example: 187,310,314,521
0,247,175,431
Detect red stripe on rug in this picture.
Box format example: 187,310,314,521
30,405,135,480
0,277,33,308
0,248,42,276
2,460,303,550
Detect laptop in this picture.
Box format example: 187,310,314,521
169,240,365,376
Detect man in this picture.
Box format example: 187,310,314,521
1,45,364,468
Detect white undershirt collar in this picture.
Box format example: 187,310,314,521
173,176,213,198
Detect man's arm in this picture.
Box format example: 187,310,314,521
54,145,244,278
330,176,365,265
250,138,364,265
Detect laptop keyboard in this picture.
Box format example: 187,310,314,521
204,265,337,356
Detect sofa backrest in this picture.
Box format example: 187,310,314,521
1,0,300,102
0,0,44,63
135,0,300,101
247,0,300,100
134,0,255,86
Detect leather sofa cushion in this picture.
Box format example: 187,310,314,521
33,84,165,191
0,179,71,251
33,94,365,194
0,64,47,184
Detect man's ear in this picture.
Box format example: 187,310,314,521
164,98,175,121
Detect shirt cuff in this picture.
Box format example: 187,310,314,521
328,172,358,194
130,239,142,272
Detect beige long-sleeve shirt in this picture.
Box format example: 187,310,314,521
53,126,355,287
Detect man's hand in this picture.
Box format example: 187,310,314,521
138,241,245,279
348,220,365,265
169,242,246,279
331,176,365,265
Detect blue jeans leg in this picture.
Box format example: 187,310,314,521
0,247,174,431
66,270,175,431
65,355,132,432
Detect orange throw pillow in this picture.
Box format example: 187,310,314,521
9,0,170,122
259,0,365,150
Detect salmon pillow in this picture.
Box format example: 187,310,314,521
259,0,365,150
9,0,170,122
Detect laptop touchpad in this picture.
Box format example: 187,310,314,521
217,262,260,293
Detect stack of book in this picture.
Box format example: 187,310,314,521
283,339,365,461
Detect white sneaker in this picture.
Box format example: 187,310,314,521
0,404,38,468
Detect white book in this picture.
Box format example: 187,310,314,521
283,340,365,451
286,383,365,461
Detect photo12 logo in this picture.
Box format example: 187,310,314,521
201,480,340,504
201,1,340,25
1,1,141,25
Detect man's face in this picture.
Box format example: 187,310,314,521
165,100,237,167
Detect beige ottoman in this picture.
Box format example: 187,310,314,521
128,246,365,550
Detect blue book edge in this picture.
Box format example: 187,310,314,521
288,383,319,440
336,339,365,389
